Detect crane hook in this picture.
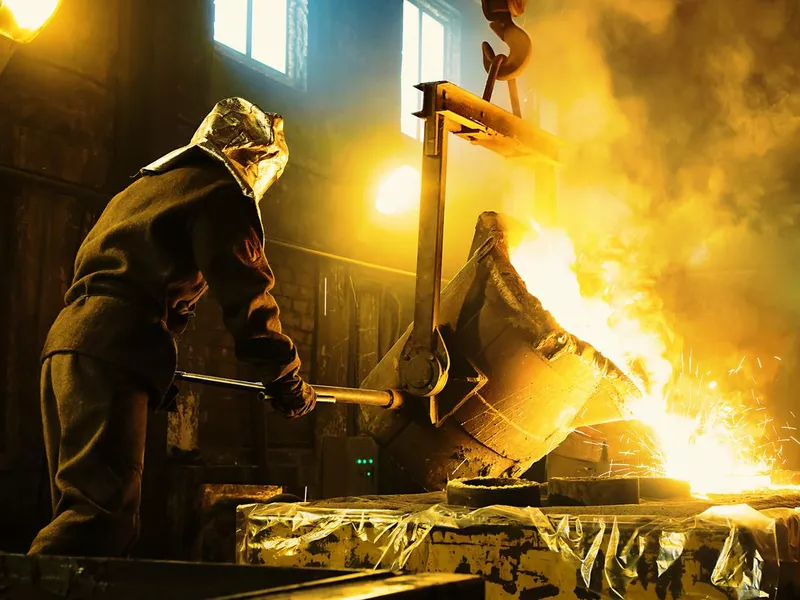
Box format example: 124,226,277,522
481,0,531,81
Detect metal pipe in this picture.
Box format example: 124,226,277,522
312,384,403,408
263,238,424,280
173,371,404,409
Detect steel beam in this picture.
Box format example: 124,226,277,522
419,81,560,161
399,80,560,424
400,96,451,414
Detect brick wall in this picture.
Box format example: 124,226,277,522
268,244,318,383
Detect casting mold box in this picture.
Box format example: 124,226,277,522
236,499,800,600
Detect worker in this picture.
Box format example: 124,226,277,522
28,97,316,557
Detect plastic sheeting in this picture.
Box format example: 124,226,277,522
237,501,800,600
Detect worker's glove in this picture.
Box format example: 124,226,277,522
266,376,316,419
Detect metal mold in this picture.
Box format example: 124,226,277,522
446,476,541,508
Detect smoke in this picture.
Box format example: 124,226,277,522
515,0,800,466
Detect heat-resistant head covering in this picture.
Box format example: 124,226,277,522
140,97,289,205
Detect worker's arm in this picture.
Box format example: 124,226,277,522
191,185,315,418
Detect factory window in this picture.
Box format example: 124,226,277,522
401,0,460,141
213,0,308,89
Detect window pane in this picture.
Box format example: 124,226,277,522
252,0,288,73
420,12,444,83
401,0,421,139
214,0,248,55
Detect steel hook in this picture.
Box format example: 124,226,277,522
480,0,531,81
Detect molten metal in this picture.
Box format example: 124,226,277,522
507,219,782,495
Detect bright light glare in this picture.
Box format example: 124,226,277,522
4,0,60,32
214,0,248,54
401,1,446,140
252,0,288,73
375,166,420,216
509,221,780,496
400,1,421,139
420,13,444,82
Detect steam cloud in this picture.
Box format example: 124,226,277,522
515,0,800,467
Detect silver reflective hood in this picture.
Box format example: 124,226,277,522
140,97,289,206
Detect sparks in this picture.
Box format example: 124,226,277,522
509,220,780,495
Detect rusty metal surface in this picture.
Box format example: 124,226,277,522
446,477,541,508
0,553,375,599
547,476,640,506
360,212,640,491
237,498,800,599
414,82,560,162
200,484,284,511
0,553,484,599
234,573,485,600
195,484,285,563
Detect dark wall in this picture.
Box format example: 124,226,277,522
0,0,489,554
0,0,123,551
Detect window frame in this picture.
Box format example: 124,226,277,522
212,0,309,91
401,0,461,141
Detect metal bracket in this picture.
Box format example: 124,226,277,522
399,80,560,426
431,326,488,428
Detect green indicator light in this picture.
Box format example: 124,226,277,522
368,459,374,464
366,472,372,477
357,459,362,464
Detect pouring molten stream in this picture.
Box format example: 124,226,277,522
509,221,777,495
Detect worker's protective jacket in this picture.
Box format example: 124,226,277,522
42,98,301,404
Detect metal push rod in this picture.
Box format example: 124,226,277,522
173,371,404,409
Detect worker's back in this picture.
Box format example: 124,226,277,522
42,157,251,403
70,158,242,330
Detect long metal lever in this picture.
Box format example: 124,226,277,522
173,371,404,409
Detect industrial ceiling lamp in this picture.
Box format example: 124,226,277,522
0,0,62,74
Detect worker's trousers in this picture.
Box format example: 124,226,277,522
28,353,149,557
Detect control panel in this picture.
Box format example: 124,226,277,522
320,435,379,498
